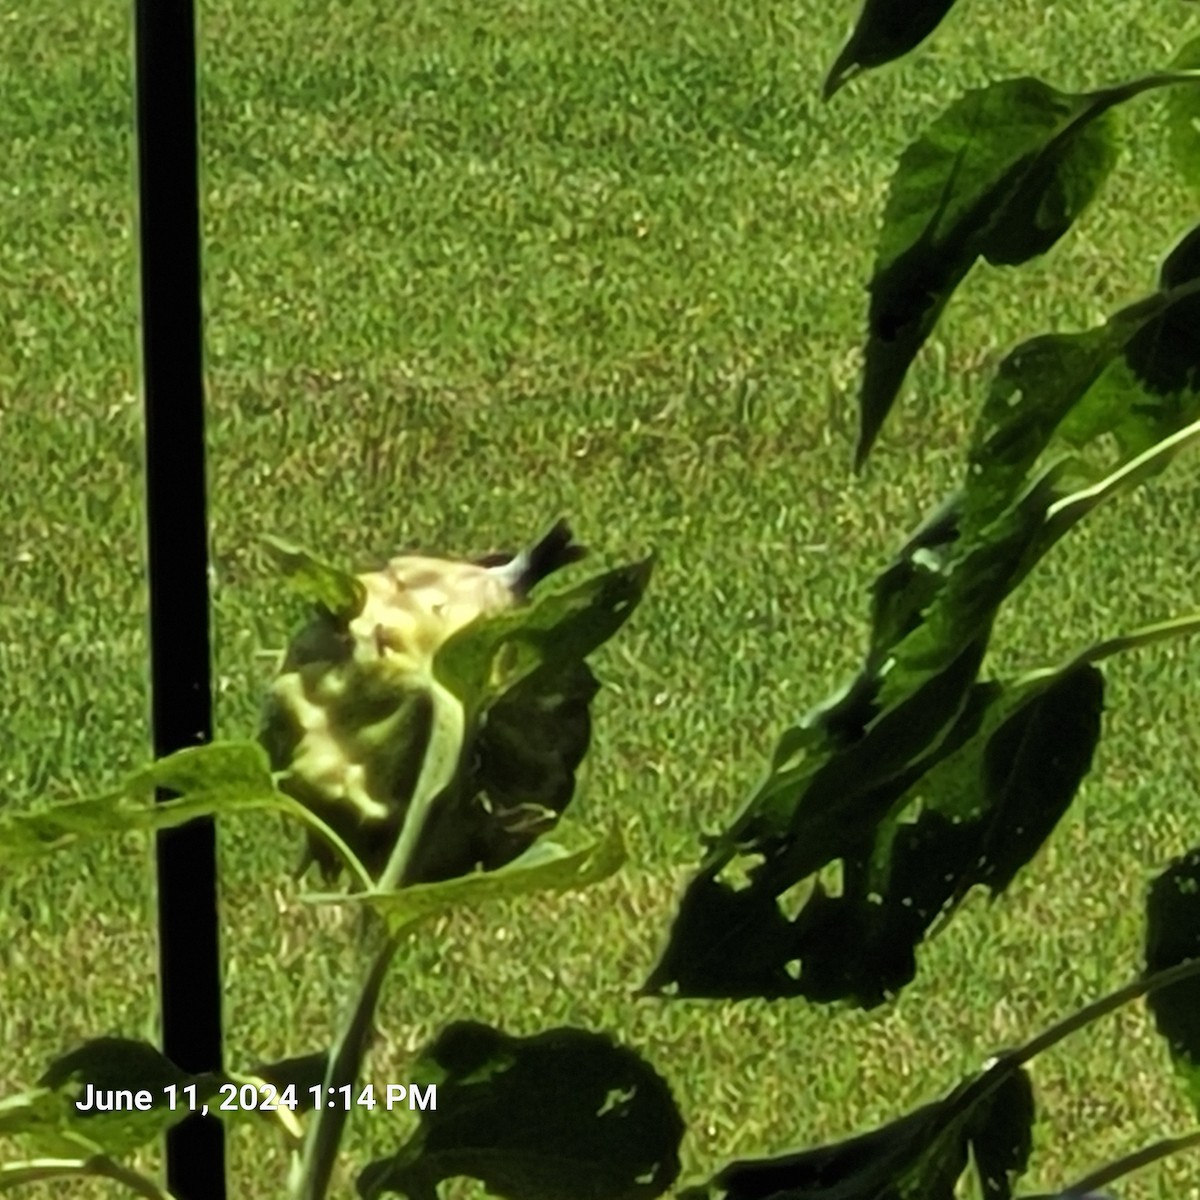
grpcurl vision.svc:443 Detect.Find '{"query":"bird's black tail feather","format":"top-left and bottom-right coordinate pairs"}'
top-left (473, 518), bottom-right (588, 596)
top-left (521, 518), bottom-right (587, 591)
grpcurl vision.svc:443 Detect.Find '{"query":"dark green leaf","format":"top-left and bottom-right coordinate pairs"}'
top-left (867, 490), bottom-right (964, 661)
top-left (1145, 848), bottom-right (1200, 1117)
top-left (965, 327), bottom-right (1129, 529)
top-left (978, 108), bottom-right (1118, 267)
top-left (968, 1068), bottom-right (1036, 1199)
top-left (785, 665), bottom-right (1101, 1005)
top-left (646, 661), bottom-right (1102, 1008)
top-left (876, 472), bottom-right (1060, 702)
top-left (1162, 221), bottom-right (1200, 288)
top-left (964, 235), bottom-right (1200, 531)
top-left (404, 660), bottom-right (601, 884)
top-left (639, 864), bottom-right (808, 1002)
top-left (858, 241), bottom-right (969, 469)
top-left (646, 466), bottom-right (1070, 1004)
top-left (37, 1038), bottom-right (189, 1095)
top-left (924, 664), bottom-right (1104, 898)
top-left (357, 1022), bottom-right (684, 1200)
top-left (642, 669), bottom-right (993, 1006)
top-left (682, 1065), bottom-right (1033, 1200)
top-left (1063, 244), bottom-right (1200, 458)
top-left (858, 79), bottom-right (1120, 466)
top-left (824, 0), bottom-right (958, 99)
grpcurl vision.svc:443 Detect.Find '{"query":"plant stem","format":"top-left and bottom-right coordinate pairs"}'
top-left (0, 1156), bottom-right (177, 1199)
top-left (943, 956), bottom-right (1200, 1127)
top-left (287, 932), bottom-right (399, 1200)
top-left (1059, 1129), bottom-right (1200, 1195)
top-left (1046, 411), bottom-right (1200, 535)
top-left (94, 1158), bottom-right (179, 1200)
top-left (289, 685), bottom-right (466, 1200)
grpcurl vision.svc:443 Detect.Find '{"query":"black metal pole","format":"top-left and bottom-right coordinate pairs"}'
top-left (132, 0), bottom-right (226, 1193)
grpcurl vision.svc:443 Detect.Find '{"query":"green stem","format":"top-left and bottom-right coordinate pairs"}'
top-left (289, 683), bottom-right (467, 1200)
top-left (1058, 1129), bottom-right (1200, 1196)
top-left (1015, 611), bottom-right (1200, 687)
top-left (942, 957), bottom-right (1200, 1128)
top-left (378, 682), bottom-right (467, 891)
top-left (1045, 413), bottom-right (1200, 536)
top-left (287, 933), bottom-right (399, 1200)
top-left (281, 798), bottom-right (375, 892)
top-left (94, 1158), bottom-right (179, 1200)
top-left (0, 1156), bottom-right (177, 1199)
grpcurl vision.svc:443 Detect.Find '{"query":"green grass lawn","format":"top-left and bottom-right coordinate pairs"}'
top-left (2, 0), bottom-right (1199, 1195)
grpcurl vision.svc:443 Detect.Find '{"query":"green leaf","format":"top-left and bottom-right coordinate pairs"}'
top-left (968, 1068), bottom-right (1036, 1199)
top-left (37, 1038), bottom-right (191, 1095)
top-left (1162, 221), bottom-right (1200, 290)
top-left (262, 533), bottom-right (367, 623)
top-left (647, 422), bottom-right (1132, 1006)
top-left (125, 740), bottom-right (276, 798)
top-left (650, 596), bottom-right (1200, 1008)
top-left (978, 107), bottom-right (1119, 268)
top-left (0, 742), bottom-right (309, 868)
top-left (645, 658), bottom-right (1104, 1007)
top-left (928, 666), bottom-right (1104, 899)
top-left (0, 1038), bottom-right (320, 1168)
top-left (858, 77), bottom-right (1121, 466)
top-left (1145, 848), bottom-right (1200, 1117)
top-left (1166, 38), bottom-right (1200, 189)
top-left (0, 1039), bottom-right (218, 1160)
top-left (400, 660), bottom-right (601, 884)
top-left (643, 465), bottom-right (1070, 1005)
top-left (964, 228), bottom-right (1200, 530)
top-left (867, 490), bottom-right (963, 662)
top-left (824, 0), bottom-right (958, 99)
top-left (736, 477), bottom-right (1059, 854)
top-left (641, 671), bottom-right (991, 1005)
top-left (965, 327), bottom-right (1133, 529)
top-left (356, 1022), bottom-right (684, 1200)
top-left (434, 556), bottom-right (655, 713)
top-left (800, 666), bottom-right (1102, 1006)
top-left (307, 825), bottom-right (626, 937)
top-left (681, 1065), bottom-right (1033, 1200)
top-left (1060, 282), bottom-right (1200, 460)
top-left (876, 475), bottom-right (1057, 698)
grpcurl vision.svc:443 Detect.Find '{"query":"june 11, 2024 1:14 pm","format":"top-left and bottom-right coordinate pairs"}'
top-left (73, 1081), bottom-right (437, 1116)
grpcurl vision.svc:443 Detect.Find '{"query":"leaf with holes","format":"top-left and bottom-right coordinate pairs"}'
top-left (357, 1022), bottom-right (684, 1200)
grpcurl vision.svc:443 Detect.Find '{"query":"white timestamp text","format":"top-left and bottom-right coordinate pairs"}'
top-left (74, 1082), bottom-right (436, 1116)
